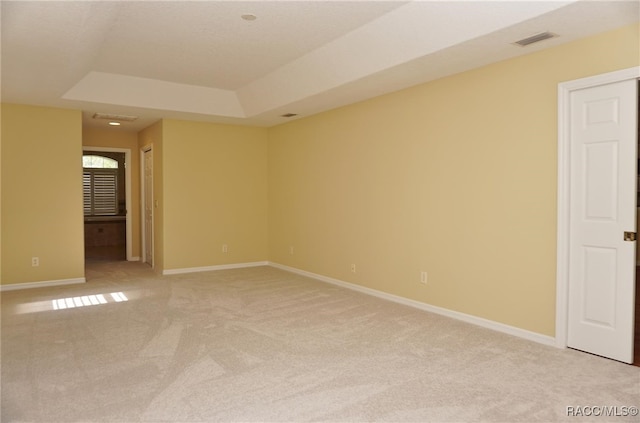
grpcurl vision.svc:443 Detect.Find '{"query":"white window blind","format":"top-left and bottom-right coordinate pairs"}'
top-left (83, 169), bottom-right (118, 215)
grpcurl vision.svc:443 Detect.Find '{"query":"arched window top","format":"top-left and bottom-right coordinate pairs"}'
top-left (83, 155), bottom-right (118, 169)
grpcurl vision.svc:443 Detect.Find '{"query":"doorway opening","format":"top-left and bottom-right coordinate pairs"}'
top-left (83, 148), bottom-right (132, 262)
top-left (141, 146), bottom-right (154, 267)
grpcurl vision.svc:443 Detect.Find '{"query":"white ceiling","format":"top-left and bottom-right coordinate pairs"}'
top-left (2, 1), bottom-right (638, 131)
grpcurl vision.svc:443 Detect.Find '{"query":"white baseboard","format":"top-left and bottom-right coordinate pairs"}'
top-left (128, 256), bottom-right (141, 262)
top-left (0, 277), bottom-right (86, 292)
top-left (163, 261), bottom-right (269, 275)
top-left (269, 262), bottom-right (556, 347)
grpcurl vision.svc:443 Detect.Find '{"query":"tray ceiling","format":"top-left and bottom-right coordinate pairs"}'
top-left (2, 1), bottom-right (638, 130)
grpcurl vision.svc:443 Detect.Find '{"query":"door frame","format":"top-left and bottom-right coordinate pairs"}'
top-left (140, 145), bottom-right (154, 268)
top-left (82, 146), bottom-right (134, 261)
top-left (556, 66), bottom-right (640, 349)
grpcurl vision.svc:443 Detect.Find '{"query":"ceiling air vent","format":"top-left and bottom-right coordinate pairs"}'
top-left (281, 113), bottom-right (298, 118)
top-left (513, 31), bottom-right (557, 47)
top-left (92, 113), bottom-right (138, 122)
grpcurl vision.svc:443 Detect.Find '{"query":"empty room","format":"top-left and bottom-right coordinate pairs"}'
top-left (1, 1), bottom-right (639, 422)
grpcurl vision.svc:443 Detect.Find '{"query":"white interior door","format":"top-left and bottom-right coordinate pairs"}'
top-left (143, 148), bottom-right (154, 267)
top-left (567, 79), bottom-right (637, 363)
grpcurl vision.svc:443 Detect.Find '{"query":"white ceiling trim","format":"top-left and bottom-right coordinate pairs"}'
top-left (63, 72), bottom-right (246, 118)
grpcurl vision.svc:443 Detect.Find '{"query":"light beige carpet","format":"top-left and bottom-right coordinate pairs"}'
top-left (1, 261), bottom-right (639, 422)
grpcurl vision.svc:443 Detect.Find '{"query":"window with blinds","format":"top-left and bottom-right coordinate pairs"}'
top-left (83, 156), bottom-right (119, 216)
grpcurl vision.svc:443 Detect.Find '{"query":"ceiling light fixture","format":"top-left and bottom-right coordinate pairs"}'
top-left (241, 14), bottom-right (257, 21)
top-left (108, 121), bottom-right (121, 126)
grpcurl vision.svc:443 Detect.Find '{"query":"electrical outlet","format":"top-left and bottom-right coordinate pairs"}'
top-left (351, 264), bottom-right (356, 273)
top-left (32, 257), bottom-right (39, 267)
top-left (420, 271), bottom-right (428, 285)
top-left (222, 244), bottom-right (228, 253)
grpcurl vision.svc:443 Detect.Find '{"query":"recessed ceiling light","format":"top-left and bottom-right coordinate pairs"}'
top-left (108, 121), bottom-right (121, 126)
top-left (241, 14), bottom-right (257, 21)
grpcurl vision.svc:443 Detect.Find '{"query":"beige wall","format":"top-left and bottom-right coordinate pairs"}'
top-left (138, 121), bottom-right (164, 273)
top-left (0, 23), bottom-right (637, 337)
top-left (267, 23), bottom-right (640, 336)
top-left (162, 119), bottom-right (269, 271)
top-left (83, 127), bottom-right (142, 258)
top-left (1, 104), bottom-right (84, 285)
